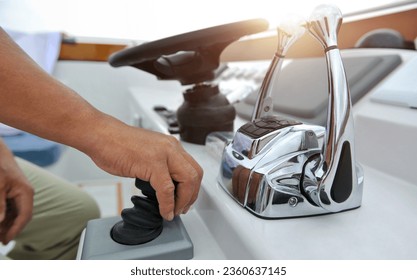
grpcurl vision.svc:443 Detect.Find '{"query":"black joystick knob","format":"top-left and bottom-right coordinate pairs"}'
top-left (111, 179), bottom-right (163, 245)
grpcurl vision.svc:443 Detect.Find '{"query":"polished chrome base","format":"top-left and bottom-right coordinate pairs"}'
top-left (217, 117), bottom-right (364, 219)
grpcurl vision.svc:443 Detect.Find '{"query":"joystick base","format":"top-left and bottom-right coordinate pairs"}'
top-left (80, 216), bottom-right (193, 260)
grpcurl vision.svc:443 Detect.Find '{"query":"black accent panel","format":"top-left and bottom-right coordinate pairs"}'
top-left (320, 190), bottom-right (331, 205)
top-left (239, 115), bottom-right (301, 139)
top-left (330, 142), bottom-right (353, 203)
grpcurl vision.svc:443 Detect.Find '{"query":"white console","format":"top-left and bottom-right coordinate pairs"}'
top-left (127, 48), bottom-right (417, 259)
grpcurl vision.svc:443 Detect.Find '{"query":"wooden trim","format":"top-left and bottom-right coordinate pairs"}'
top-left (59, 42), bottom-right (127, 61)
top-left (58, 7), bottom-right (417, 62)
top-left (221, 7), bottom-right (417, 61)
top-left (339, 8), bottom-right (417, 48)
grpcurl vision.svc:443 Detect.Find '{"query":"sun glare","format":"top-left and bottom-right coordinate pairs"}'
top-left (0, 0), bottom-right (404, 40)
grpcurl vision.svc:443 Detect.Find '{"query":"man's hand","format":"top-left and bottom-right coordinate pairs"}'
top-left (0, 140), bottom-right (34, 245)
top-left (83, 119), bottom-right (203, 221)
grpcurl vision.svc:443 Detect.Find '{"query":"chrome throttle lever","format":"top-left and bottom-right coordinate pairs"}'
top-left (307, 5), bottom-right (363, 212)
top-left (251, 18), bottom-right (305, 121)
top-left (217, 5), bottom-right (363, 219)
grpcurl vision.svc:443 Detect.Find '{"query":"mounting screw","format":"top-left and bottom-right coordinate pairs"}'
top-left (288, 197), bottom-right (298, 207)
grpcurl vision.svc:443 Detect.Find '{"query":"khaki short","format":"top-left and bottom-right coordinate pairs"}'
top-left (1, 157), bottom-right (100, 260)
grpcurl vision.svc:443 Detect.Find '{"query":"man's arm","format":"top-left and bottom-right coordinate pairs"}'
top-left (0, 27), bottom-right (202, 221)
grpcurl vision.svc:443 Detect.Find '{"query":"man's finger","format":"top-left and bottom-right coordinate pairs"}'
top-left (177, 150), bottom-right (203, 210)
top-left (2, 192), bottom-right (33, 244)
top-left (166, 155), bottom-right (200, 216)
top-left (149, 170), bottom-right (176, 221)
top-left (2, 217), bottom-right (25, 245)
